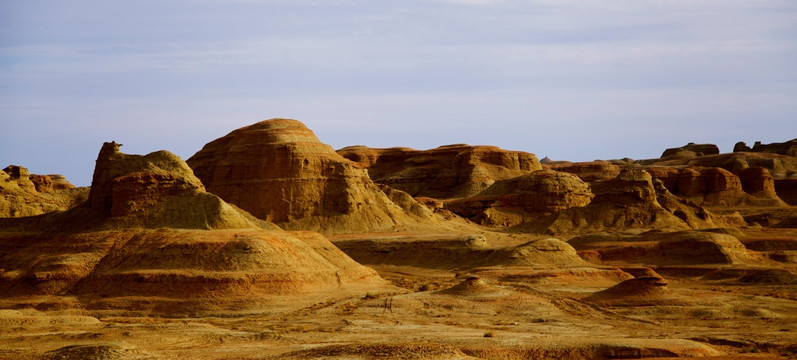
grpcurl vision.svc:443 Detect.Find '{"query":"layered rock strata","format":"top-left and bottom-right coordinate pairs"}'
top-left (84, 141), bottom-right (271, 230)
top-left (444, 170), bottom-right (593, 227)
top-left (338, 144), bottom-right (543, 199)
top-left (1, 165), bottom-right (86, 218)
top-left (187, 119), bottom-right (433, 233)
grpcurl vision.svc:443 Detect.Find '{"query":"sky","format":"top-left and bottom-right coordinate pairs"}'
top-left (1, 0), bottom-right (795, 186)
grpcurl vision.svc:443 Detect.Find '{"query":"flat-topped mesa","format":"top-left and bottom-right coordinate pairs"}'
top-left (187, 119), bottom-right (431, 233)
top-left (338, 144), bottom-right (543, 199)
top-left (735, 138), bottom-right (797, 156)
top-left (87, 141), bottom-right (267, 230)
top-left (661, 142), bottom-right (720, 159)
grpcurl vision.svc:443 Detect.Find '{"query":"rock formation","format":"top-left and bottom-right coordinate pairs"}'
top-left (569, 230), bottom-right (761, 266)
top-left (585, 276), bottom-right (685, 306)
top-left (332, 235), bottom-right (589, 269)
top-left (85, 141), bottom-right (272, 230)
top-left (514, 169), bottom-right (731, 234)
top-left (444, 170), bottom-right (593, 227)
top-left (661, 143), bottom-right (720, 159)
top-left (548, 161), bottom-right (621, 182)
top-left (338, 144), bottom-right (543, 199)
top-left (0, 141), bottom-right (390, 312)
top-left (0, 165), bottom-right (86, 218)
top-left (0, 228), bottom-right (389, 308)
top-left (187, 119), bottom-right (434, 234)
top-left (645, 166), bottom-right (786, 207)
top-left (685, 152), bottom-right (797, 178)
top-left (735, 138), bottom-right (797, 156)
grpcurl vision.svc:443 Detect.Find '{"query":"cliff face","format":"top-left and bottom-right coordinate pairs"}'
top-left (187, 119), bottom-right (433, 234)
top-left (338, 144), bottom-right (543, 199)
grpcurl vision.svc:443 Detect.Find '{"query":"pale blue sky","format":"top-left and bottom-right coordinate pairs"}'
top-left (1, 0), bottom-right (795, 186)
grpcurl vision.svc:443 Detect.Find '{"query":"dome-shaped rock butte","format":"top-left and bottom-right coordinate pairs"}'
top-left (187, 119), bottom-right (433, 233)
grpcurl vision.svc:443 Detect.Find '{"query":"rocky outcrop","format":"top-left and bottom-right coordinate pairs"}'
top-left (0, 140), bottom-right (390, 311)
top-left (2, 165), bottom-right (37, 193)
top-left (338, 144), bottom-right (543, 199)
top-left (444, 170), bottom-right (593, 227)
top-left (585, 276), bottom-right (682, 306)
top-left (661, 143), bottom-right (720, 159)
top-left (29, 174), bottom-right (75, 193)
top-left (736, 168), bottom-right (782, 200)
top-left (87, 141), bottom-right (272, 230)
top-left (513, 169), bottom-right (731, 234)
top-left (187, 119), bottom-right (434, 234)
top-left (1, 166), bottom-right (86, 218)
top-left (569, 230), bottom-right (761, 266)
top-left (548, 161), bottom-right (621, 182)
top-left (685, 153), bottom-right (797, 178)
top-left (735, 139), bottom-right (797, 156)
top-left (645, 166), bottom-right (786, 207)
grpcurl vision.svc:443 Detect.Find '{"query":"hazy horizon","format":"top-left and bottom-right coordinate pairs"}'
top-left (2, 1), bottom-right (795, 186)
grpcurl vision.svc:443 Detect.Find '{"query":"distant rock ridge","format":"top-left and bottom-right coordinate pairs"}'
top-left (187, 119), bottom-right (435, 234)
top-left (338, 144), bottom-right (543, 199)
top-left (644, 166), bottom-right (786, 207)
top-left (1, 165), bottom-right (85, 218)
top-left (661, 143), bottom-right (720, 159)
top-left (549, 161), bottom-right (622, 182)
top-left (734, 138), bottom-right (797, 156)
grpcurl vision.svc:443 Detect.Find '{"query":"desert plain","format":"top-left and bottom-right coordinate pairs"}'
top-left (1, 119), bottom-right (796, 359)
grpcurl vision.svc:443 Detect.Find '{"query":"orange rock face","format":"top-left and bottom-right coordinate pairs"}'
top-left (338, 144), bottom-right (543, 199)
top-left (187, 119), bottom-right (430, 233)
top-left (29, 174), bottom-right (75, 193)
